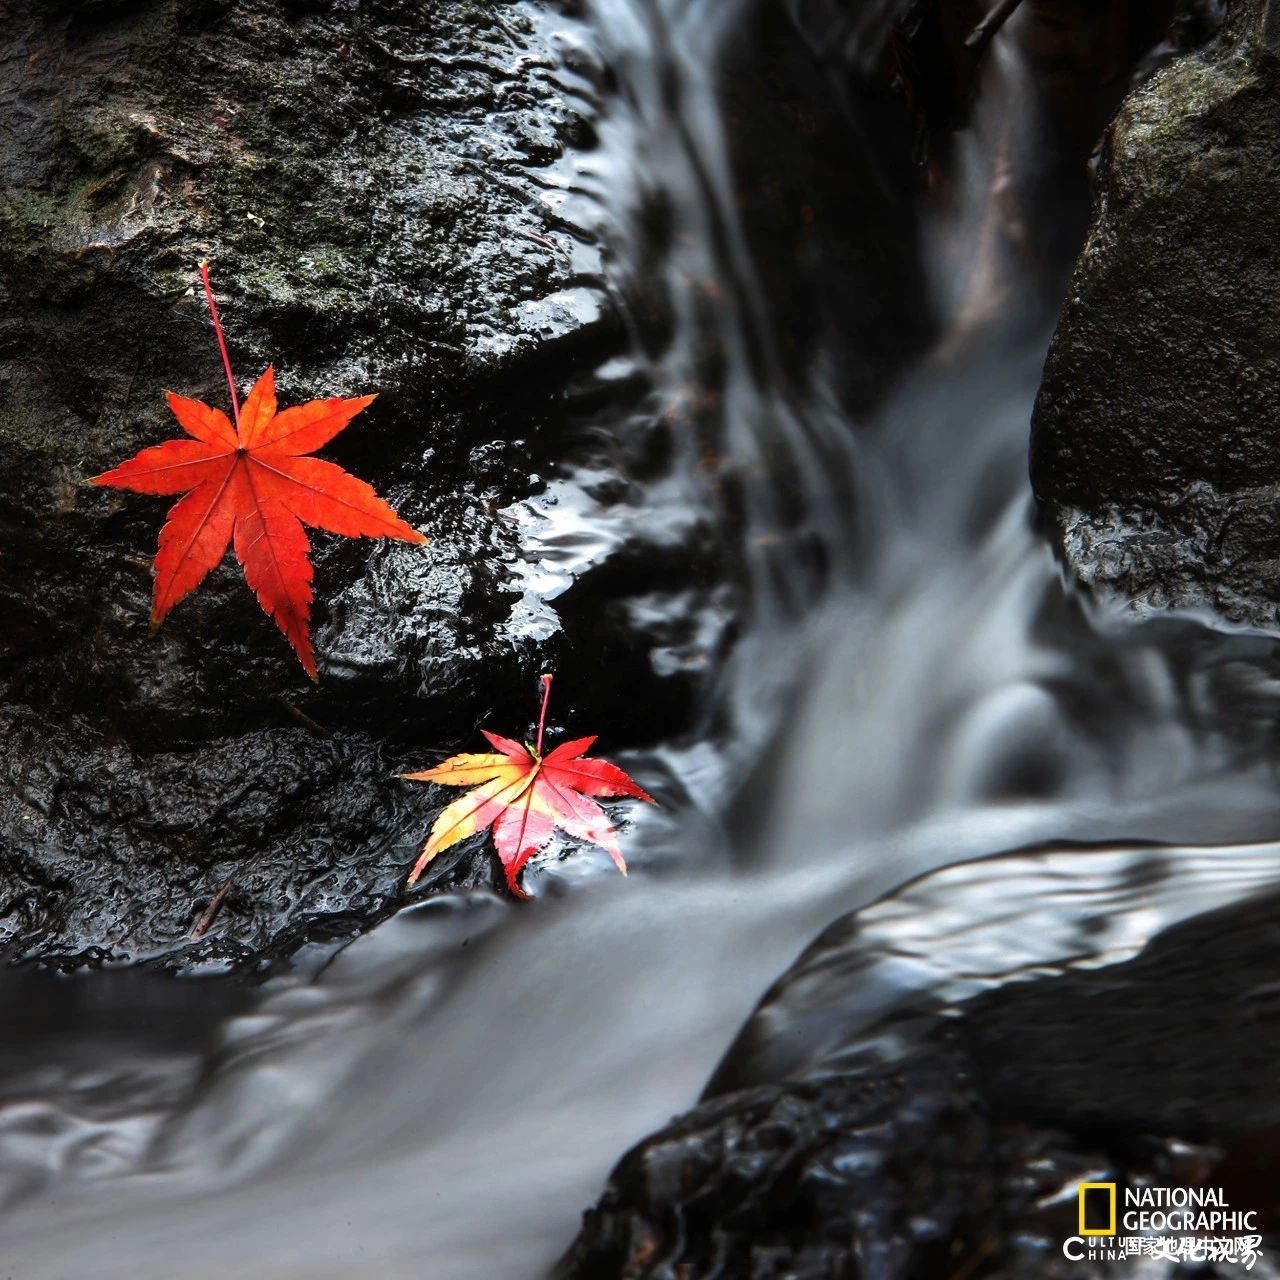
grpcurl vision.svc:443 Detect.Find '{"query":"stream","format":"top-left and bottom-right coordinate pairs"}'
top-left (4, 1), bottom-right (1280, 1276)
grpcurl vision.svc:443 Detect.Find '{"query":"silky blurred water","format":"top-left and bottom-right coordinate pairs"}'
top-left (5, 2), bottom-right (1280, 1277)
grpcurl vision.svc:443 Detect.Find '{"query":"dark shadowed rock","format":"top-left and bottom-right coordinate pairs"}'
top-left (553, 1051), bottom-right (999, 1280)
top-left (0, 0), bottom-right (934, 967)
top-left (557, 846), bottom-right (1280, 1278)
top-left (1031, 0), bottom-right (1280, 630)
top-left (0, 0), bottom-right (629, 967)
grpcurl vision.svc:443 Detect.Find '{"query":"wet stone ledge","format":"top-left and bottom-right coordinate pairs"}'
top-left (1031, 0), bottom-right (1280, 632)
top-left (0, 0), bottom-right (629, 967)
top-left (558, 852), bottom-right (1280, 1279)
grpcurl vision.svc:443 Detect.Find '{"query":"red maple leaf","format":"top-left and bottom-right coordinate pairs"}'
top-left (92, 263), bottom-right (426, 678)
top-left (403, 675), bottom-right (656, 898)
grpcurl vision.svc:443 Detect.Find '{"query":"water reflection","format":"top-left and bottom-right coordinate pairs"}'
top-left (4, 1), bottom-right (1279, 1276)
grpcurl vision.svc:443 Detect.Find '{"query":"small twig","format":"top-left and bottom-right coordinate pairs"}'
top-left (948, 1236), bottom-right (998, 1280)
top-left (274, 695), bottom-right (334, 740)
top-left (965, 0), bottom-right (1027, 55)
top-left (191, 873), bottom-right (237, 939)
top-left (119, 349), bottom-right (145, 417)
top-left (489, 11), bottom-right (524, 48)
top-left (515, 228), bottom-right (569, 261)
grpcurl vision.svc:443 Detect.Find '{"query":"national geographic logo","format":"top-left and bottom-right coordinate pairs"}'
top-left (1078, 1182), bottom-right (1117, 1236)
top-left (1063, 1181), bottom-right (1263, 1269)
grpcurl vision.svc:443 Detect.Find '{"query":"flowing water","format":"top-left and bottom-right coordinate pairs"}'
top-left (5, 2), bottom-right (1280, 1276)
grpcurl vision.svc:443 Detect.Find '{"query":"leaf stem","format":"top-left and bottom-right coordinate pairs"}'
top-left (199, 260), bottom-right (241, 431)
top-left (535, 673), bottom-right (553, 756)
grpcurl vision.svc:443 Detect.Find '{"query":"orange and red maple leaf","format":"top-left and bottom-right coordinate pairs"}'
top-left (92, 265), bottom-right (425, 677)
top-left (403, 675), bottom-right (655, 898)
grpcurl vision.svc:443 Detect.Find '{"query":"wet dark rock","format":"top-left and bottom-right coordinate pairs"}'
top-left (1031, 0), bottom-right (1280, 630)
top-left (553, 1050), bottom-right (999, 1280)
top-left (0, 0), bottom-right (939, 967)
top-left (558, 868), bottom-right (1280, 1278)
top-left (0, 0), bottom-right (633, 967)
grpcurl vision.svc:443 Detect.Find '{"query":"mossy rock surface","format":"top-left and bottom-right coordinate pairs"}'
top-left (0, 0), bottom-right (625, 967)
top-left (1032, 0), bottom-right (1280, 629)
top-left (0, 0), bottom-right (930, 967)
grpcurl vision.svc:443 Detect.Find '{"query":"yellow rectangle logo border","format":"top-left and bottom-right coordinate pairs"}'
top-left (1078, 1182), bottom-right (1117, 1236)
